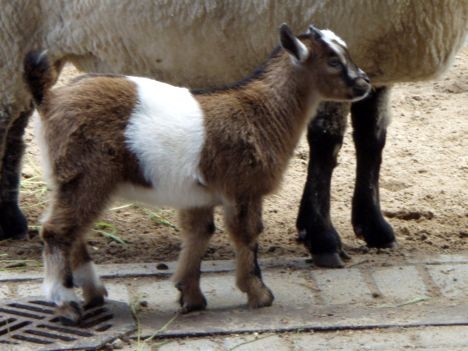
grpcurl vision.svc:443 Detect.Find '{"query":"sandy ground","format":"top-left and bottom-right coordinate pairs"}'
top-left (1, 47), bottom-right (466, 268)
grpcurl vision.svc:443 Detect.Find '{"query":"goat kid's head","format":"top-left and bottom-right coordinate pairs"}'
top-left (280, 23), bottom-right (370, 102)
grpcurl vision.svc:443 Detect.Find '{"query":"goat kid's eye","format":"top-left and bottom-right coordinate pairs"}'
top-left (328, 58), bottom-right (342, 69)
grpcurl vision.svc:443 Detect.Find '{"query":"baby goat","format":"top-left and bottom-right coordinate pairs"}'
top-left (24, 24), bottom-right (370, 324)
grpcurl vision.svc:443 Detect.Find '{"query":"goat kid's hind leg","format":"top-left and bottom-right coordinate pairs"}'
top-left (41, 218), bottom-right (82, 325)
top-left (173, 207), bottom-right (215, 313)
top-left (224, 199), bottom-right (274, 308)
top-left (351, 87), bottom-right (396, 248)
top-left (41, 178), bottom-right (111, 324)
top-left (296, 102), bottom-right (350, 268)
top-left (72, 240), bottom-right (107, 308)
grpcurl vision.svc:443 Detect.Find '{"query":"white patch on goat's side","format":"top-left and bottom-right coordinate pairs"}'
top-left (73, 262), bottom-right (103, 289)
top-left (123, 76), bottom-right (219, 209)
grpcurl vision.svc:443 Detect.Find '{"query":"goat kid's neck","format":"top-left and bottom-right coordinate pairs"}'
top-left (239, 57), bottom-right (320, 150)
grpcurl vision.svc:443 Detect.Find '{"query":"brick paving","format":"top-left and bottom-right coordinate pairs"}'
top-left (0, 254), bottom-right (467, 350)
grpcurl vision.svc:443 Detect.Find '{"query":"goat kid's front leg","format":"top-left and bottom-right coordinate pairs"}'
top-left (173, 207), bottom-right (215, 313)
top-left (351, 87), bottom-right (396, 248)
top-left (224, 199), bottom-right (274, 308)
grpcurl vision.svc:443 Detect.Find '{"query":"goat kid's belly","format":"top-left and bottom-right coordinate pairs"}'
top-left (116, 181), bottom-right (219, 209)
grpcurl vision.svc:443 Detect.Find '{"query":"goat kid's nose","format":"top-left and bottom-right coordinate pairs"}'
top-left (358, 69), bottom-right (370, 83)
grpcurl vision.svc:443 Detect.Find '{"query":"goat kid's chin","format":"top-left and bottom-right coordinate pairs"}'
top-left (347, 78), bottom-right (372, 102)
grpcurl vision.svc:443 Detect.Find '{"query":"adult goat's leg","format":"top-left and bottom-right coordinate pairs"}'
top-left (0, 107), bottom-right (33, 240)
top-left (296, 102), bottom-right (349, 268)
top-left (351, 87), bottom-right (396, 248)
top-left (225, 198), bottom-right (273, 308)
top-left (173, 207), bottom-right (215, 313)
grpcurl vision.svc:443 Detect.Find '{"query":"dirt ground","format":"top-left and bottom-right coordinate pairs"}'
top-left (1, 47), bottom-right (466, 268)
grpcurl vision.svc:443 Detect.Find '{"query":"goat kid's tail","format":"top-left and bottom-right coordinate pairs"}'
top-left (23, 50), bottom-right (57, 107)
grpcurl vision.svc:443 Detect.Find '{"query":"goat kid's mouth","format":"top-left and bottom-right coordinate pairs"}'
top-left (349, 82), bottom-right (371, 102)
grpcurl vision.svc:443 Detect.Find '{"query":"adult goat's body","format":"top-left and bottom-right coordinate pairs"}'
top-left (25, 25), bottom-right (370, 323)
top-left (2, 0), bottom-right (467, 266)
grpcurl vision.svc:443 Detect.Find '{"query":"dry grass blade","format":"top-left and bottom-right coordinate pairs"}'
top-left (144, 209), bottom-right (178, 231)
top-left (93, 221), bottom-right (126, 245)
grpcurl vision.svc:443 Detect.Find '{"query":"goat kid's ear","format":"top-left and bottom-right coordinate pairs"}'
top-left (279, 23), bottom-right (309, 63)
top-left (308, 24), bottom-right (323, 40)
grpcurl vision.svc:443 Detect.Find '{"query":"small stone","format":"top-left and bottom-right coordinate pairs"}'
top-left (111, 338), bottom-right (124, 349)
top-left (156, 263), bottom-right (169, 270)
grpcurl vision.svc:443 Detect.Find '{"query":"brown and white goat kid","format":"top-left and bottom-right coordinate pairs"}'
top-left (24, 24), bottom-right (370, 324)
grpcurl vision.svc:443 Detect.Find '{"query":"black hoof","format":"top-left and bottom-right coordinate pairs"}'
top-left (179, 296), bottom-right (207, 314)
top-left (378, 240), bottom-right (398, 249)
top-left (313, 253), bottom-right (345, 268)
top-left (0, 203), bottom-right (28, 240)
top-left (353, 216), bottom-right (396, 249)
top-left (298, 226), bottom-right (347, 268)
top-left (56, 301), bottom-right (82, 325)
top-left (177, 283), bottom-right (207, 314)
top-left (84, 295), bottom-right (105, 309)
top-left (248, 286), bottom-right (275, 309)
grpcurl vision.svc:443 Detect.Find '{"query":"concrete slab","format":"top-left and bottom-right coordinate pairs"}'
top-left (137, 302), bottom-right (468, 338)
top-left (1, 254), bottom-right (467, 350)
top-left (311, 268), bottom-right (374, 304)
top-left (372, 266), bottom-right (429, 301)
top-left (120, 326), bottom-right (468, 351)
top-left (427, 264), bottom-right (468, 299)
top-left (223, 334), bottom-right (291, 351)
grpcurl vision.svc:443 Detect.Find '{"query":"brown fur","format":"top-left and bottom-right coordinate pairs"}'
top-left (173, 207), bottom-right (215, 313)
top-left (174, 33), bottom-right (369, 310)
top-left (197, 36), bottom-right (362, 198)
top-left (24, 26), bottom-right (370, 323)
top-left (39, 76), bottom-right (144, 315)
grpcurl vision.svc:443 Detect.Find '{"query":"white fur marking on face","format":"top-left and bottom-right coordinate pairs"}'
top-left (321, 29), bottom-right (347, 48)
top-left (320, 29), bottom-right (348, 65)
top-left (124, 76), bottom-right (218, 209)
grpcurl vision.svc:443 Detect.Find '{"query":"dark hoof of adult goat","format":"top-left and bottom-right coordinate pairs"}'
top-left (312, 250), bottom-right (350, 268)
top-left (0, 204), bottom-right (28, 240)
top-left (354, 216), bottom-right (396, 249)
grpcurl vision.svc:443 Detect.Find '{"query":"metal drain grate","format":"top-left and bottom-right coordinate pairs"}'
top-left (0, 297), bottom-right (135, 351)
